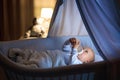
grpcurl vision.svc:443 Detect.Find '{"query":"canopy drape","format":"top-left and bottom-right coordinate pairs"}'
top-left (0, 0), bottom-right (34, 41)
top-left (76, 0), bottom-right (120, 60)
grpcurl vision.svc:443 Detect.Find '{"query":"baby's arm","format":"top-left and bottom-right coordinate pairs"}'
top-left (69, 38), bottom-right (82, 65)
top-left (69, 48), bottom-right (82, 65)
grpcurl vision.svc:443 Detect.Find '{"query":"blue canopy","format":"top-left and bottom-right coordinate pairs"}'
top-left (76, 0), bottom-right (120, 60)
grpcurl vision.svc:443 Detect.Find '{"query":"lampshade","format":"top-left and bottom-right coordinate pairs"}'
top-left (41, 8), bottom-right (53, 19)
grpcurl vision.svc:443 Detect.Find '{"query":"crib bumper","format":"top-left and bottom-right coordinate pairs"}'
top-left (0, 36), bottom-right (119, 80)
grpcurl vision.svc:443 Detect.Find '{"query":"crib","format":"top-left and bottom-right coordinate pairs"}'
top-left (0, 36), bottom-right (114, 80)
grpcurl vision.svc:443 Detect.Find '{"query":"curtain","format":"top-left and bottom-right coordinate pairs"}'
top-left (48, 0), bottom-right (88, 37)
top-left (0, 0), bottom-right (34, 41)
top-left (76, 0), bottom-right (120, 60)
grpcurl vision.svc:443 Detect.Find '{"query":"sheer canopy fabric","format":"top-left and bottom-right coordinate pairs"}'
top-left (48, 0), bottom-right (88, 37)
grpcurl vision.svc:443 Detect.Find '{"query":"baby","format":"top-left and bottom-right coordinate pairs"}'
top-left (8, 37), bottom-right (95, 68)
top-left (63, 37), bottom-right (95, 64)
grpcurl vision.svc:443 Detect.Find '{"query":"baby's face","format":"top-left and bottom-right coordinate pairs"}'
top-left (77, 48), bottom-right (94, 63)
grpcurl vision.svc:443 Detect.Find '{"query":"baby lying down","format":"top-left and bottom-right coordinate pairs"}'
top-left (8, 38), bottom-right (95, 68)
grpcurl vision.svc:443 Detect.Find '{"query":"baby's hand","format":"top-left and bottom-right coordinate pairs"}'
top-left (69, 38), bottom-right (80, 49)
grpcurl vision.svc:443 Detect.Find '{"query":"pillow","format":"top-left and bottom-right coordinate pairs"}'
top-left (95, 54), bottom-right (104, 62)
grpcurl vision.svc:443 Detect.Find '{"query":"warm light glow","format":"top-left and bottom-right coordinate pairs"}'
top-left (41, 8), bottom-right (53, 19)
top-left (36, 8), bottom-right (53, 38)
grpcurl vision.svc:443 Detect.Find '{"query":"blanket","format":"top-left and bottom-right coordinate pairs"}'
top-left (8, 48), bottom-right (67, 69)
